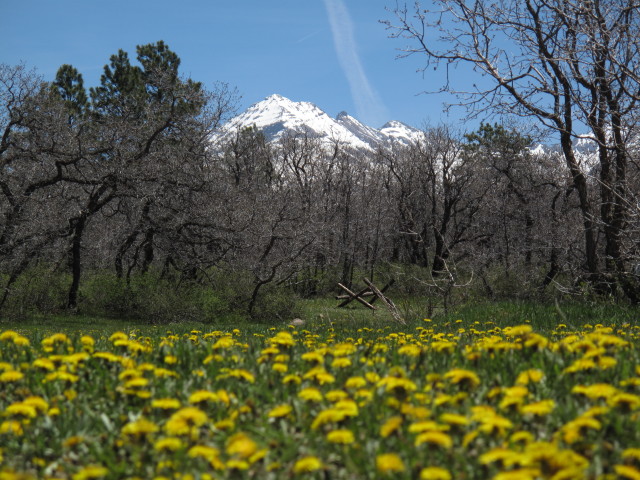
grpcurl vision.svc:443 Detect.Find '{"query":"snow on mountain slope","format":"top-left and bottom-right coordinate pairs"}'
top-left (216, 94), bottom-right (423, 151)
top-left (379, 120), bottom-right (424, 145)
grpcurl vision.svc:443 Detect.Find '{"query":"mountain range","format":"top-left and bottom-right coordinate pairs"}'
top-left (216, 94), bottom-right (604, 169)
top-left (216, 94), bottom-right (424, 151)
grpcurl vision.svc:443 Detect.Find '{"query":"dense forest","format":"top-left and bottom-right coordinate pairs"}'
top-left (2, 35), bottom-right (640, 322)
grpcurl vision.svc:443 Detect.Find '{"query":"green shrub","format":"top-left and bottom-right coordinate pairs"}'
top-left (2, 265), bottom-right (69, 318)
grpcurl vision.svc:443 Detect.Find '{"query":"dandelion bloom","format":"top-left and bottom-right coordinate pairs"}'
top-left (376, 453), bottom-right (405, 473)
top-left (0, 420), bottom-right (23, 435)
top-left (298, 387), bottom-right (323, 403)
top-left (188, 445), bottom-right (225, 469)
top-left (443, 368), bottom-right (480, 389)
top-left (380, 416), bottom-right (403, 438)
top-left (614, 465), bottom-right (640, 480)
top-left (151, 398), bottom-right (181, 410)
top-left (326, 429), bottom-right (355, 444)
top-left (154, 436), bottom-right (183, 452)
top-left (165, 407), bottom-right (208, 436)
top-left (226, 432), bottom-right (258, 459)
top-left (311, 408), bottom-right (347, 430)
top-left (420, 467), bottom-right (452, 480)
top-left (0, 370), bottom-right (24, 382)
top-left (267, 404), bottom-right (293, 418)
top-left (345, 376), bottom-right (367, 389)
top-left (519, 399), bottom-right (556, 416)
top-left (515, 369), bottom-right (544, 385)
top-left (293, 456), bottom-right (323, 473)
top-left (71, 465), bottom-right (109, 480)
top-left (189, 390), bottom-right (219, 404)
top-left (5, 403), bottom-right (37, 418)
top-left (415, 431), bottom-right (453, 449)
top-left (121, 417), bottom-right (159, 437)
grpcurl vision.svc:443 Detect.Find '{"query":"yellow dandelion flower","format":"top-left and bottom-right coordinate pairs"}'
top-left (326, 429), bottom-right (355, 444)
top-left (293, 456), bottom-right (323, 473)
top-left (154, 437), bottom-right (183, 452)
top-left (0, 330), bottom-right (20, 342)
top-left (622, 449), bottom-right (640, 462)
top-left (5, 403), bottom-right (37, 418)
top-left (477, 414), bottom-right (513, 436)
top-left (515, 369), bottom-right (544, 385)
top-left (0, 371), bottom-right (24, 382)
top-left (212, 336), bottom-right (235, 350)
top-left (563, 358), bottom-right (597, 373)
top-left (365, 371), bottom-right (381, 383)
top-left (188, 390), bottom-right (219, 404)
top-left (163, 355), bottom-right (178, 365)
top-left (226, 459), bottom-right (249, 470)
top-left (298, 387), bottom-right (323, 403)
top-left (510, 430), bottom-right (534, 445)
top-left (439, 413), bottom-right (469, 426)
top-left (44, 371), bottom-right (79, 383)
top-left (503, 325), bottom-right (533, 337)
top-left (151, 398), bottom-right (181, 410)
top-left (311, 408), bottom-right (347, 430)
top-left (614, 465), bottom-right (640, 480)
top-left (420, 467), bottom-right (452, 480)
top-left (71, 465), bottom-right (109, 480)
top-left (153, 367), bottom-right (178, 378)
top-left (408, 421), bottom-right (449, 433)
top-left (279, 374), bottom-right (299, 385)
top-left (267, 404), bottom-right (293, 418)
top-left (597, 356), bottom-right (617, 369)
top-left (608, 393), bottom-right (640, 411)
top-left (12, 335), bottom-right (30, 346)
top-left (226, 432), bottom-right (258, 459)
top-left (188, 445), bottom-right (225, 469)
top-left (572, 383), bottom-right (618, 400)
top-left (479, 447), bottom-right (522, 467)
top-left (121, 417), bottom-right (158, 437)
top-left (376, 453), bottom-right (405, 473)
top-left (62, 436), bottom-right (85, 448)
top-left (345, 376), bottom-right (367, 389)
top-left (519, 399), bottom-right (555, 416)
top-left (415, 431), bottom-right (453, 449)
top-left (165, 407), bottom-right (208, 436)
top-left (109, 332), bottom-right (128, 342)
top-left (0, 420), bottom-right (23, 435)
top-left (224, 369), bottom-right (255, 383)
top-left (380, 416), bottom-right (403, 438)
top-left (443, 368), bottom-right (480, 389)
top-left (272, 362), bottom-right (288, 373)
top-left (325, 390), bottom-right (349, 402)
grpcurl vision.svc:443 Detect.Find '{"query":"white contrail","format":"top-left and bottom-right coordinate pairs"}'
top-left (323, 0), bottom-right (388, 126)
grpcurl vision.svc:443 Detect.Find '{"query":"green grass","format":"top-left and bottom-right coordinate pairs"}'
top-left (1, 309), bottom-right (639, 479)
top-left (2, 297), bottom-right (638, 337)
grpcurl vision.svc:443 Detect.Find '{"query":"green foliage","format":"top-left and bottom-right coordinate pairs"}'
top-left (51, 64), bottom-right (88, 118)
top-left (1, 265), bottom-right (69, 319)
top-left (74, 268), bottom-right (298, 325)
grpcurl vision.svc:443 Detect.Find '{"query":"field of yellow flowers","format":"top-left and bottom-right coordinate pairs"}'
top-left (1, 319), bottom-right (640, 479)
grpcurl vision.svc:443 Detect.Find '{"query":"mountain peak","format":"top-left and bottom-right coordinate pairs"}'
top-left (217, 94), bottom-right (421, 150)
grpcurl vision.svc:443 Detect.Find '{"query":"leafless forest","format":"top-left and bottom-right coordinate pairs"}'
top-left (2, 1), bottom-right (640, 321)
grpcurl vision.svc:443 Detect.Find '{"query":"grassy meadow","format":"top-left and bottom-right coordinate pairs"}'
top-left (1, 301), bottom-right (640, 479)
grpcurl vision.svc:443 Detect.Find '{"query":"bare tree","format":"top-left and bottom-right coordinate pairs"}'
top-left (384, 0), bottom-right (640, 300)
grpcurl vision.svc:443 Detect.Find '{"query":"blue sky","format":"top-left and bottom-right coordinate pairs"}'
top-left (0, 1), bottom-right (472, 129)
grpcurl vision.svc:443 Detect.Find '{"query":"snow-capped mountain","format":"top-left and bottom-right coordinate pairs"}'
top-left (216, 94), bottom-right (423, 151)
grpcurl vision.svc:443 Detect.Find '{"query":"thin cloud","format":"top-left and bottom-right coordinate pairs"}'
top-left (295, 29), bottom-right (323, 44)
top-left (323, 0), bottom-right (388, 126)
